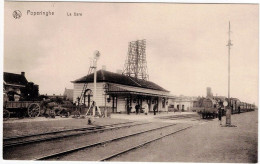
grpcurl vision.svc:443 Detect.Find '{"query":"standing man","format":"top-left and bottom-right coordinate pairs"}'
top-left (127, 103), bottom-right (132, 115)
top-left (218, 105), bottom-right (222, 125)
top-left (135, 103), bottom-right (139, 115)
top-left (153, 103), bottom-right (158, 115)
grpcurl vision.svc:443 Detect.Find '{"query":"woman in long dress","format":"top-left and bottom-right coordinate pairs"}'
top-left (144, 103), bottom-right (149, 115)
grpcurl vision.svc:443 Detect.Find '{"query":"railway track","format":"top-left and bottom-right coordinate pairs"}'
top-left (3, 121), bottom-right (148, 147)
top-left (161, 115), bottom-right (214, 122)
top-left (100, 126), bottom-right (192, 161)
top-left (38, 123), bottom-right (192, 161)
top-left (4, 121), bottom-right (134, 140)
top-left (157, 114), bottom-right (200, 120)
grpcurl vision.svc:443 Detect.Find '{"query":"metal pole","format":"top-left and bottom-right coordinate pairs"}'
top-left (226, 21), bottom-right (232, 126)
top-left (228, 50), bottom-right (230, 100)
top-left (93, 58), bottom-right (97, 116)
top-left (136, 41), bottom-right (139, 78)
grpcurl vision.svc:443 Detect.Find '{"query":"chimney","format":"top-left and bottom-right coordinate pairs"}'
top-left (21, 72), bottom-right (25, 76)
top-left (102, 65), bottom-right (106, 71)
top-left (116, 69), bottom-right (122, 74)
top-left (206, 87), bottom-right (212, 98)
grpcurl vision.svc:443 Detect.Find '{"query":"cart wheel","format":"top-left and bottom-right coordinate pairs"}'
top-left (3, 109), bottom-right (10, 121)
top-left (28, 103), bottom-right (41, 118)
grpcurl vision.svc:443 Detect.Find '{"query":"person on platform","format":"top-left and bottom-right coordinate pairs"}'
top-left (218, 105), bottom-right (222, 125)
top-left (144, 102), bottom-right (149, 115)
top-left (127, 104), bottom-right (132, 115)
top-left (135, 104), bottom-right (140, 115)
top-left (153, 103), bottom-right (158, 115)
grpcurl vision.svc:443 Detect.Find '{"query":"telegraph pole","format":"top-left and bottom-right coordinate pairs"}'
top-left (226, 21), bottom-right (233, 126)
top-left (93, 51), bottom-right (100, 116)
top-left (93, 57), bottom-right (97, 116)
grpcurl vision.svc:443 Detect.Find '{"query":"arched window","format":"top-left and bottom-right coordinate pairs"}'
top-left (84, 89), bottom-right (93, 107)
top-left (162, 98), bottom-right (165, 108)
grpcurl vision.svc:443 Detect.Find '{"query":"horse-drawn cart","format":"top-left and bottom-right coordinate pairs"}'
top-left (4, 101), bottom-right (41, 120)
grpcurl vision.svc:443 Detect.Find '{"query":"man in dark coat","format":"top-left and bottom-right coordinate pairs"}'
top-left (218, 106), bottom-right (222, 125)
top-left (153, 103), bottom-right (158, 115)
top-left (135, 104), bottom-right (140, 114)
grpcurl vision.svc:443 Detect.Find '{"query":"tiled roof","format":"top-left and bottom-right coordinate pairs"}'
top-left (4, 72), bottom-right (28, 86)
top-left (72, 70), bottom-right (169, 92)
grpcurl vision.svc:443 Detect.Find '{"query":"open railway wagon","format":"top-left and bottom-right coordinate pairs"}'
top-left (40, 100), bottom-right (74, 118)
top-left (3, 101), bottom-right (41, 120)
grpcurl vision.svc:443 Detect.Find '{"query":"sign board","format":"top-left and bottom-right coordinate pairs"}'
top-left (223, 101), bottom-right (228, 107)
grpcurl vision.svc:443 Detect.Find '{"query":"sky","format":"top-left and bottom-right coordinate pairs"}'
top-left (4, 2), bottom-right (259, 104)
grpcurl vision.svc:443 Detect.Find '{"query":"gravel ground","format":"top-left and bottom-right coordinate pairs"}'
top-left (111, 111), bottom-right (258, 163)
top-left (3, 112), bottom-right (198, 138)
top-left (3, 117), bottom-right (132, 138)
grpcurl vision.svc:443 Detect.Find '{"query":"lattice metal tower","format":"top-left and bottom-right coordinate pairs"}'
top-left (123, 39), bottom-right (149, 80)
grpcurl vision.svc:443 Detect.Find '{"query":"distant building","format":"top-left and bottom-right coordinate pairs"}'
top-left (4, 72), bottom-right (27, 95)
top-left (72, 69), bottom-right (170, 113)
top-left (63, 88), bottom-right (73, 101)
top-left (4, 72), bottom-right (39, 101)
top-left (168, 95), bottom-right (195, 112)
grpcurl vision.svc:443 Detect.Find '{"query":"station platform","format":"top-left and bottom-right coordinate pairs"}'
top-left (3, 111), bottom-right (197, 123)
top-left (111, 111), bottom-right (197, 121)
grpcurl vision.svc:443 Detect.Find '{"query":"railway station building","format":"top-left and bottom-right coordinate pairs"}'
top-left (71, 69), bottom-right (170, 113)
top-left (168, 95), bottom-right (196, 112)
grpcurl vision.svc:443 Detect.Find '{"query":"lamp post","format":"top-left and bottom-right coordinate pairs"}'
top-left (93, 50), bottom-right (100, 116)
